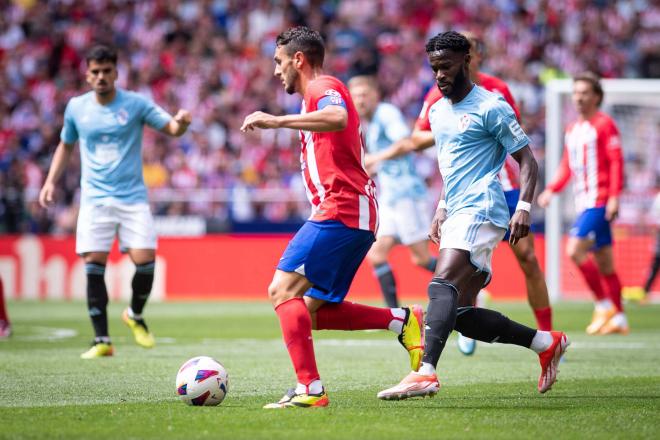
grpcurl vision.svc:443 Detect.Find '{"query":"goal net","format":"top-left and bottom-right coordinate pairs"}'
top-left (545, 79), bottom-right (660, 301)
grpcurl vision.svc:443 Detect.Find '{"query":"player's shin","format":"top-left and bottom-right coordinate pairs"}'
top-left (275, 298), bottom-right (322, 392)
top-left (85, 262), bottom-right (110, 342)
top-left (315, 301), bottom-right (404, 332)
top-left (131, 261), bottom-right (155, 316)
top-left (454, 307), bottom-right (536, 348)
top-left (373, 263), bottom-right (398, 307)
top-left (421, 278), bottom-right (458, 370)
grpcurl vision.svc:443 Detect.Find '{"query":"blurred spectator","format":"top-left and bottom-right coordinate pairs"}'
top-left (0, 0), bottom-right (659, 233)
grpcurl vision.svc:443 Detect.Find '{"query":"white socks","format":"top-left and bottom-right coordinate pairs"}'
top-left (418, 362), bottom-right (436, 376)
top-left (127, 307), bottom-right (142, 320)
top-left (530, 331), bottom-right (554, 354)
top-left (388, 308), bottom-right (407, 334)
top-left (296, 379), bottom-right (323, 395)
top-left (610, 312), bottom-right (628, 327)
top-left (596, 299), bottom-right (614, 312)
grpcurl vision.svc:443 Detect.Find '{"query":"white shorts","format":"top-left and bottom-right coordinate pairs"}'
top-left (378, 198), bottom-right (432, 245)
top-left (76, 202), bottom-right (157, 255)
top-left (439, 213), bottom-right (506, 283)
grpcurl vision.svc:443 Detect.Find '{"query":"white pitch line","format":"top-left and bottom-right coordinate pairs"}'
top-left (13, 326), bottom-right (78, 341)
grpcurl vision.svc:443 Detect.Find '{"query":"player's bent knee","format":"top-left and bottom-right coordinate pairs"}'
top-left (267, 281), bottom-right (299, 307)
top-left (518, 250), bottom-right (542, 276)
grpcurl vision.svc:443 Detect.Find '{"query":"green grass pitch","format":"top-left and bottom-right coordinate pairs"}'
top-left (1, 300), bottom-right (659, 439)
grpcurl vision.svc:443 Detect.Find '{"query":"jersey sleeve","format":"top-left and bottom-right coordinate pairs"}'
top-left (308, 78), bottom-right (348, 112)
top-left (484, 96), bottom-right (530, 155)
top-left (498, 84), bottom-right (521, 121)
top-left (546, 147), bottom-right (572, 193)
top-left (140, 95), bottom-right (172, 130)
top-left (414, 87), bottom-right (440, 132)
top-left (603, 119), bottom-right (624, 196)
top-left (60, 100), bottom-right (78, 144)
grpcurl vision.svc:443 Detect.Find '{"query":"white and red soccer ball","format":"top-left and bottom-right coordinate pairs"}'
top-left (176, 356), bottom-right (229, 406)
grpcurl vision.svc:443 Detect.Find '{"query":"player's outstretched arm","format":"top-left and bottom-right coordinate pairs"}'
top-left (509, 145), bottom-right (538, 245)
top-left (538, 148), bottom-right (571, 208)
top-left (366, 129), bottom-right (435, 169)
top-left (39, 141), bottom-right (74, 208)
top-left (161, 109), bottom-right (192, 137)
top-left (241, 106), bottom-right (347, 133)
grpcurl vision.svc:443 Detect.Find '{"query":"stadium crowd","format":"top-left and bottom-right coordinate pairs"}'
top-left (1, 0), bottom-right (659, 233)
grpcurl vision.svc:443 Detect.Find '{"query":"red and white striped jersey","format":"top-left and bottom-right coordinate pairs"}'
top-left (415, 72), bottom-right (521, 191)
top-left (299, 75), bottom-right (378, 232)
top-left (547, 111), bottom-right (624, 212)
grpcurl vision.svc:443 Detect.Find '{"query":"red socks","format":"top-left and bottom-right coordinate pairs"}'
top-left (0, 278), bottom-right (8, 322)
top-left (275, 298), bottom-right (319, 385)
top-left (603, 273), bottom-right (623, 312)
top-left (577, 260), bottom-right (607, 301)
top-left (315, 301), bottom-right (397, 331)
top-left (533, 307), bottom-right (553, 331)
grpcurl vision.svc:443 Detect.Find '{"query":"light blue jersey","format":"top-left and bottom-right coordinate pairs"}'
top-left (61, 88), bottom-right (172, 204)
top-left (428, 85), bottom-right (529, 229)
top-left (366, 103), bottom-right (427, 205)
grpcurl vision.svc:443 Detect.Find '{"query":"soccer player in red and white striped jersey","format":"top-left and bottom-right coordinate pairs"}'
top-left (539, 72), bottom-right (628, 335)
top-left (241, 26), bottom-right (425, 409)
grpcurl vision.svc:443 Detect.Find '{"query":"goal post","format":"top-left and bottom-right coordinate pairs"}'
top-left (544, 79), bottom-right (660, 302)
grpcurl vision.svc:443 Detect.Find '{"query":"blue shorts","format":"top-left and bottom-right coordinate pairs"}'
top-left (570, 207), bottom-right (612, 249)
top-left (277, 220), bottom-right (375, 303)
top-left (502, 189), bottom-right (520, 242)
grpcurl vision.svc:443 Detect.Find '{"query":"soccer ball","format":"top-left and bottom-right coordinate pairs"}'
top-left (175, 356), bottom-right (229, 406)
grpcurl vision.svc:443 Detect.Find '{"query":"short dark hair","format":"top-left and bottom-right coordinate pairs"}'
top-left (85, 44), bottom-right (118, 65)
top-left (574, 71), bottom-right (604, 105)
top-left (425, 31), bottom-right (471, 55)
top-left (275, 26), bottom-right (325, 68)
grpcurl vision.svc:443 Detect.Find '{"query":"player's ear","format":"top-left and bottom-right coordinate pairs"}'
top-left (293, 51), bottom-right (305, 69)
top-left (464, 53), bottom-right (471, 68)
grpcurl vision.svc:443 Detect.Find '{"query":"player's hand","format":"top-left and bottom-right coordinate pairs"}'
top-left (428, 208), bottom-right (447, 244)
top-left (38, 182), bottom-right (56, 208)
top-left (508, 210), bottom-right (530, 246)
top-left (174, 109), bottom-right (192, 126)
top-left (537, 190), bottom-right (553, 208)
top-left (240, 111), bottom-right (281, 132)
top-left (605, 197), bottom-right (619, 221)
top-left (364, 154), bottom-right (379, 176)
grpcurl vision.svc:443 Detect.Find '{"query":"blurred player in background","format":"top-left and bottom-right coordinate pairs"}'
top-left (0, 277), bottom-right (10, 338)
top-left (367, 33), bottom-right (553, 356)
top-left (39, 45), bottom-right (192, 358)
top-left (623, 192), bottom-right (660, 304)
top-left (241, 26), bottom-right (424, 409)
top-left (378, 32), bottom-right (568, 400)
top-left (348, 75), bottom-right (437, 308)
top-left (538, 72), bottom-right (628, 335)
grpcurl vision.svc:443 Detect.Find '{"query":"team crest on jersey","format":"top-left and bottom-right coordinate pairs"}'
top-left (458, 113), bottom-right (471, 132)
top-left (115, 108), bottom-right (129, 126)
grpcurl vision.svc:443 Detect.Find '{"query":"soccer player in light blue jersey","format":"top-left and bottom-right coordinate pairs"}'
top-left (39, 45), bottom-right (192, 359)
top-left (348, 76), bottom-right (437, 308)
top-left (378, 32), bottom-right (569, 400)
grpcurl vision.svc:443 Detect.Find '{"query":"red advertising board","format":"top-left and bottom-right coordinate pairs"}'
top-left (0, 234), bottom-right (656, 302)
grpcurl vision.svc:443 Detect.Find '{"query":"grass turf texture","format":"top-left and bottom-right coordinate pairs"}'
top-left (1, 301), bottom-right (659, 439)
